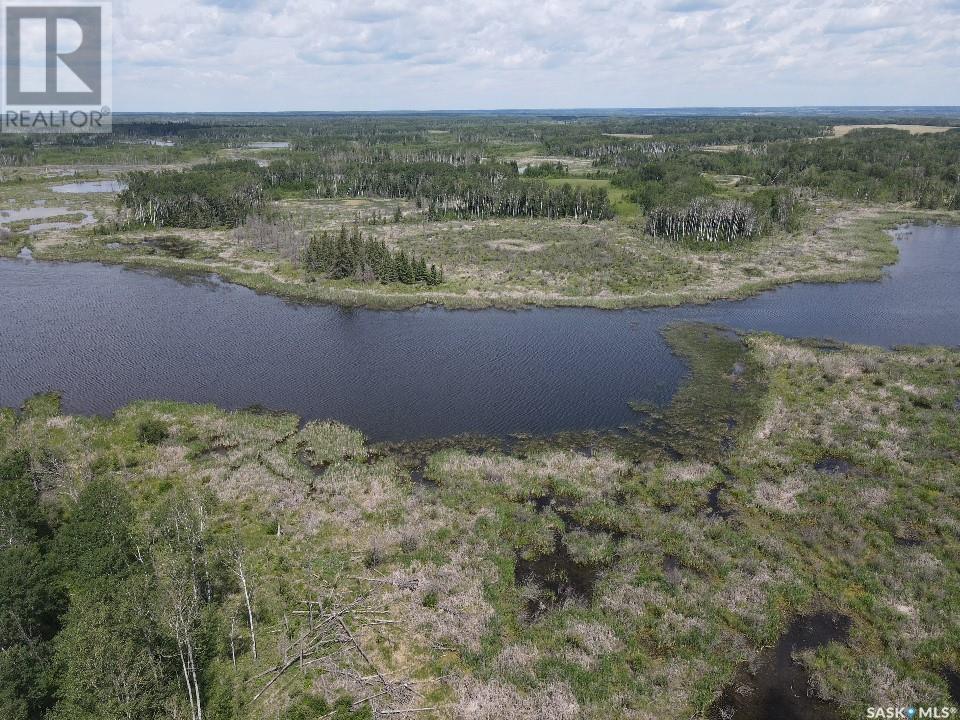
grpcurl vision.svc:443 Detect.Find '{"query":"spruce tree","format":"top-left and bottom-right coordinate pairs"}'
top-left (395, 250), bottom-right (413, 284)
top-left (414, 257), bottom-right (428, 283)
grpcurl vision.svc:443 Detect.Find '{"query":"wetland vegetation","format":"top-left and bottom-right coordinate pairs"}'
top-left (2, 111), bottom-right (959, 719)
top-left (2, 325), bottom-right (958, 719)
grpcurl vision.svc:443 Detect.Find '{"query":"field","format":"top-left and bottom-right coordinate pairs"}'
top-left (830, 125), bottom-right (958, 137)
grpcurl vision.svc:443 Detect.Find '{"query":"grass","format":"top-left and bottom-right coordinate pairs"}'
top-left (3, 328), bottom-right (958, 717)
top-left (542, 177), bottom-right (639, 218)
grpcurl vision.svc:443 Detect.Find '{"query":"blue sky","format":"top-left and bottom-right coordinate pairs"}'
top-left (110, 0), bottom-right (960, 111)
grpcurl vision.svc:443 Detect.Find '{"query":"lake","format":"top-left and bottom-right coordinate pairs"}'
top-left (1, 224), bottom-right (957, 441)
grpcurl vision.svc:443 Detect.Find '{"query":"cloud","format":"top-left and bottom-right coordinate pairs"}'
top-left (110, 0), bottom-right (960, 110)
top-left (662, 0), bottom-right (725, 12)
top-left (199, 0), bottom-right (260, 9)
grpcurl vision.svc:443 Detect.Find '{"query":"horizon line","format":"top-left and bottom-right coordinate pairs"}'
top-left (109, 104), bottom-right (960, 116)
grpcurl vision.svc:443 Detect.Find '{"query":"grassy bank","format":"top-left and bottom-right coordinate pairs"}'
top-left (2, 328), bottom-right (958, 718)
top-left (18, 194), bottom-right (957, 309)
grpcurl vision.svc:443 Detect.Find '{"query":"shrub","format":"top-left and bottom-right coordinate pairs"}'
top-left (136, 419), bottom-right (168, 445)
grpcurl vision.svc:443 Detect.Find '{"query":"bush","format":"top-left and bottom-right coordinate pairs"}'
top-left (136, 419), bottom-right (168, 445)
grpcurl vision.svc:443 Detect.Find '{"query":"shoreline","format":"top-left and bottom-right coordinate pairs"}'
top-left (6, 208), bottom-right (956, 311)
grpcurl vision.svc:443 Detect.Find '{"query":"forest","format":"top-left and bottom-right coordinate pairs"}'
top-left (1, 441), bottom-right (375, 720)
top-left (117, 159), bottom-right (612, 227)
top-left (120, 162), bottom-right (265, 228)
top-left (92, 113), bottom-right (960, 245)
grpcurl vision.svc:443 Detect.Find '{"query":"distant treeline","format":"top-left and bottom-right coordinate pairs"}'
top-left (119, 160), bottom-right (612, 227)
top-left (303, 225), bottom-right (443, 285)
top-left (264, 159), bottom-right (612, 220)
top-left (759, 130), bottom-right (960, 209)
top-left (84, 115), bottom-right (960, 227)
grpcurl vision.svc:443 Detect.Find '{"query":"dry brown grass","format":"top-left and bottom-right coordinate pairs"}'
top-left (830, 124), bottom-right (957, 137)
top-left (501, 155), bottom-right (596, 174)
top-left (455, 679), bottom-right (580, 720)
top-left (698, 144), bottom-right (743, 153)
top-left (601, 133), bottom-right (653, 139)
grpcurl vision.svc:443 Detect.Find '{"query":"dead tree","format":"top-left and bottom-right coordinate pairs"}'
top-left (249, 581), bottom-right (441, 717)
top-left (231, 546), bottom-right (258, 660)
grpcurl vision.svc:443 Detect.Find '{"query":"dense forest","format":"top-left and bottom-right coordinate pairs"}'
top-left (119, 162), bottom-right (265, 227)
top-left (0, 443), bottom-right (373, 720)
top-left (118, 160), bottom-right (612, 227)
top-left (758, 130), bottom-right (960, 208)
top-left (1, 446), bottom-right (197, 720)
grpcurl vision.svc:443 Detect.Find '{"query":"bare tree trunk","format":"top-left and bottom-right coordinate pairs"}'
top-left (186, 635), bottom-right (203, 720)
top-left (178, 642), bottom-right (197, 720)
top-left (236, 552), bottom-right (258, 660)
top-left (230, 616), bottom-right (237, 668)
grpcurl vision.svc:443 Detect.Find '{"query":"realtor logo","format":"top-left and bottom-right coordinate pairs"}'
top-left (2, 1), bottom-right (111, 132)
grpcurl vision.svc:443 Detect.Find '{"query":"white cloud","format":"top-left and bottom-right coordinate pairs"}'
top-left (110, 0), bottom-right (960, 110)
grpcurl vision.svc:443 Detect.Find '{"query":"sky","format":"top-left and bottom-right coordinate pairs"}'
top-left (105, 0), bottom-right (960, 111)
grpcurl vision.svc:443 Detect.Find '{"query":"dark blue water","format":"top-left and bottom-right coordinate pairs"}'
top-left (1, 224), bottom-right (957, 441)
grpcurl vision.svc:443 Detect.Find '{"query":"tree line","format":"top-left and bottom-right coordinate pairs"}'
top-left (303, 226), bottom-right (443, 285)
top-left (119, 161), bottom-right (265, 227)
top-left (264, 159), bottom-right (612, 220)
top-left (757, 130), bottom-right (960, 209)
top-left (118, 159), bottom-right (612, 229)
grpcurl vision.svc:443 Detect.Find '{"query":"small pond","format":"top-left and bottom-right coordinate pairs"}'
top-left (50, 180), bottom-right (127, 194)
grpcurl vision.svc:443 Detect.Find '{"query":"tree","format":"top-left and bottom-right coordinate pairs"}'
top-left (229, 545), bottom-right (257, 661)
top-left (148, 491), bottom-right (217, 720)
top-left (395, 250), bottom-right (413, 284)
top-left (51, 581), bottom-right (168, 720)
top-left (0, 450), bottom-right (63, 720)
top-left (52, 478), bottom-right (136, 595)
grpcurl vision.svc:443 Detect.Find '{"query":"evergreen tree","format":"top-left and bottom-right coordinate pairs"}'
top-left (414, 257), bottom-right (429, 283)
top-left (52, 478), bottom-right (136, 594)
top-left (395, 250), bottom-right (414, 284)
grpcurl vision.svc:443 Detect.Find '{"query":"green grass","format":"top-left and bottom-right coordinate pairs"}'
top-left (543, 176), bottom-right (639, 219)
